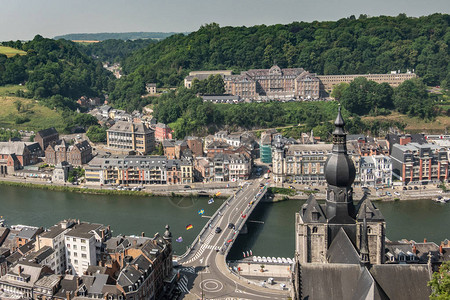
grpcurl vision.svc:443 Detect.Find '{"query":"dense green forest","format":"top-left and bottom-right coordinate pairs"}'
top-left (79, 39), bottom-right (157, 63)
top-left (54, 32), bottom-right (183, 41)
top-left (152, 87), bottom-right (407, 140)
top-left (109, 13), bottom-right (449, 109)
top-left (0, 35), bottom-right (113, 101)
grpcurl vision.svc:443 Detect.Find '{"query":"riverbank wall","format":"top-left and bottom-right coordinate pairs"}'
top-left (0, 178), bottom-right (231, 199)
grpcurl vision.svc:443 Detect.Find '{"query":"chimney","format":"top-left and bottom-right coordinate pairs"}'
top-left (101, 229), bottom-right (105, 240)
top-left (439, 245), bottom-right (443, 255)
top-left (424, 238), bottom-right (427, 243)
top-left (18, 266), bottom-right (22, 276)
top-left (141, 232), bottom-right (145, 237)
top-left (66, 291), bottom-right (71, 300)
top-left (412, 245), bottom-right (417, 255)
top-left (134, 264), bottom-right (139, 270)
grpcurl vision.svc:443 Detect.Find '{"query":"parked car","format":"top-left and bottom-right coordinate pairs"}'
top-left (414, 186), bottom-right (419, 190)
top-left (386, 191), bottom-right (392, 196)
top-left (408, 186), bottom-right (412, 190)
top-left (184, 185), bottom-right (191, 189)
top-left (403, 187), bottom-right (407, 190)
top-left (394, 192), bottom-right (401, 196)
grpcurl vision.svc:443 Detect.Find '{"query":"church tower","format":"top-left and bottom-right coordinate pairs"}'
top-left (295, 106), bottom-right (385, 265)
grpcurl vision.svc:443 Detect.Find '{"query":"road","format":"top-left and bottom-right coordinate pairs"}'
top-left (177, 180), bottom-right (290, 299)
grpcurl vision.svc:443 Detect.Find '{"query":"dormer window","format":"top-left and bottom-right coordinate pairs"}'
top-left (312, 212), bottom-right (319, 221)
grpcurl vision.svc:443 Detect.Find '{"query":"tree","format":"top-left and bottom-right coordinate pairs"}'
top-left (394, 78), bottom-right (434, 119)
top-left (14, 100), bottom-right (22, 112)
top-left (86, 125), bottom-right (107, 143)
top-left (330, 82), bottom-right (349, 101)
top-left (428, 261), bottom-right (450, 299)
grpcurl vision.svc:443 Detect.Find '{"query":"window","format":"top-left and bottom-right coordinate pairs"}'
top-left (74, 259), bottom-right (78, 265)
top-left (82, 254), bottom-right (87, 258)
top-left (81, 246), bottom-right (86, 251)
top-left (73, 238), bottom-right (76, 242)
top-left (73, 245), bottom-right (77, 250)
top-left (312, 226), bottom-right (318, 233)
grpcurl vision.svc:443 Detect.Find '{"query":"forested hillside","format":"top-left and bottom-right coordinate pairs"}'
top-left (54, 32), bottom-right (182, 41)
top-left (117, 13), bottom-right (449, 93)
top-left (80, 39), bottom-right (157, 63)
top-left (0, 35), bottom-right (113, 103)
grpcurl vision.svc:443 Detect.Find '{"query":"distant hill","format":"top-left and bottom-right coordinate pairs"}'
top-left (54, 32), bottom-right (187, 41)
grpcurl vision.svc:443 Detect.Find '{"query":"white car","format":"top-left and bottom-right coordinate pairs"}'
top-left (394, 191), bottom-right (401, 196)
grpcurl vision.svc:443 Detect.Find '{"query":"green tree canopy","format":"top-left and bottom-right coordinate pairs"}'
top-left (428, 261), bottom-right (450, 300)
top-left (393, 78), bottom-right (434, 119)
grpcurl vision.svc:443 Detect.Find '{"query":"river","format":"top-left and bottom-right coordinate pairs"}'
top-left (1, 185), bottom-right (449, 259)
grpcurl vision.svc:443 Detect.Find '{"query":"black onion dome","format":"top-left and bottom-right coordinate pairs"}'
top-left (325, 153), bottom-right (356, 187)
top-left (325, 106), bottom-right (356, 187)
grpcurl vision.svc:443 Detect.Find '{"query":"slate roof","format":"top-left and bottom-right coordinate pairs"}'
top-left (370, 264), bottom-right (431, 300)
top-left (300, 195), bottom-right (326, 223)
top-left (117, 265), bottom-right (142, 287)
top-left (327, 228), bottom-right (361, 264)
top-left (16, 227), bottom-right (40, 240)
top-left (66, 223), bottom-right (104, 239)
top-left (0, 142), bottom-right (28, 155)
top-left (89, 273), bottom-right (109, 295)
top-left (355, 197), bottom-right (385, 222)
top-left (37, 127), bottom-right (58, 138)
top-left (26, 246), bottom-right (55, 264)
top-left (300, 263), bottom-right (362, 300)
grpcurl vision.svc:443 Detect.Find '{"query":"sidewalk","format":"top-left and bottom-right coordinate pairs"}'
top-left (215, 254), bottom-right (291, 295)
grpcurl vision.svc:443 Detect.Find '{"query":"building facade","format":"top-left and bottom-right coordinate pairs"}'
top-left (107, 121), bottom-right (155, 154)
top-left (359, 155), bottom-right (392, 187)
top-left (35, 128), bottom-right (59, 153)
top-left (391, 142), bottom-right (448, 185)
top-left (85, 156), bottom-right (193, 185)
top-left (45, 140), bottom-right (93, 166)
top-left (317, 71), bottom-right (417, 92)
top-left (186, 67), bottom-right (416, 100)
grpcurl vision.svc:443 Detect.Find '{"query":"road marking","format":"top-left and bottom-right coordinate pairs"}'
top-left (178, 275), bottom-right (190, 294)
top-left (181, 266), bottom-right (195, 274)
top-left (200, 279), bottom-right (223, 293)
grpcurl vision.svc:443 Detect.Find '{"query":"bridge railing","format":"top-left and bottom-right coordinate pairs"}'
top-left (177, 186), bottom-right (244, 261)
top-left (220, 186), bottom-right (267, 255)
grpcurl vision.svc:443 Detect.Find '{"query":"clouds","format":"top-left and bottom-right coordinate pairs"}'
top-left (0, 0), bottom-right (448, 41)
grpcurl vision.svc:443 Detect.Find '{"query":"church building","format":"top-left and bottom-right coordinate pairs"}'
top-left (293, 107), bottom-right (432, 300)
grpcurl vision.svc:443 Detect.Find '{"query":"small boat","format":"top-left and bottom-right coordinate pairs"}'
top-left (433, 196), bottom-right (449, 203)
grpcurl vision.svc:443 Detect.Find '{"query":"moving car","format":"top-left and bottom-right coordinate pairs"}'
top-left (215, 227), bottom-right (222, 233)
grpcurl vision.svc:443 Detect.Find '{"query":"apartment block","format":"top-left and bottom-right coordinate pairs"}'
top-left (391, 142), bottom-right (449, 185)
top-left (107, 121), bottom-right (155, 154)
top-left (64, 222), bottom-right (111, 276)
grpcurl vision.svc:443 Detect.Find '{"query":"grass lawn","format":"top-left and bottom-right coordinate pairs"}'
top-left (0, 84), bottom-right (27, 96)
top-left (0, 95), bottom-right (66, 132)
top-left (0, 46), bottom-right (26, 57)
top-left (362, 112), bottom-right (450, 133)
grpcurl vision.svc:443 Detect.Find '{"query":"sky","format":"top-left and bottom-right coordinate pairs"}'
top-left (0, 0), bottom-right (449, 41)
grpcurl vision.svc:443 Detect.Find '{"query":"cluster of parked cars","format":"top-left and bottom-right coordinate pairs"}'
top-left (252, 256), bottom-right (293, 264)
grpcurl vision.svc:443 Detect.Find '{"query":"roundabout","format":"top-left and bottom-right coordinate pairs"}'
top-left (199, 279), bottom-right (224, 293)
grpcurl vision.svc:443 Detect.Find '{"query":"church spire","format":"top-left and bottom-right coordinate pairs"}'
top-left (324, 106), bottom-right (356, 223)
top-left (360, 204), bottom-right (370, 266)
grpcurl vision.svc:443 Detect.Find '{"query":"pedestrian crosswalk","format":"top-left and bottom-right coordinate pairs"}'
top-left (182, 266), bottom-right (196, 274)
top-left (177, 275), bottom-right (189, 294)
top-left (183, 232), bottom-right (217, 264)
